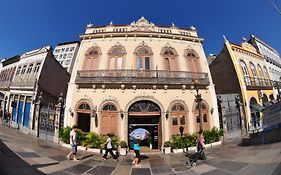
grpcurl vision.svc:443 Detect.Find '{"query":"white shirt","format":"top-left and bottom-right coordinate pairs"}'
top-left (106, 137), bottom-right (112, 149)
top-left (70, 130), bottom-right (77, 145)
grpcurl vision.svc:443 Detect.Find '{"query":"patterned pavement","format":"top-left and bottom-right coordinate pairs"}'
top-left (0, 124), bottom-right (281, 175)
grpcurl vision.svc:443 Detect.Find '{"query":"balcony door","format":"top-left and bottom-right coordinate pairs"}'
top-left (135, 47), bottom-right (152, 78)
top-left (185, 51), bottom-right (201, 73)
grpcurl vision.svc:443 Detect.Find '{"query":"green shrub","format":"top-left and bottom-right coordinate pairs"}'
top-left (183, 133), bottom-right (197, 147)
top-left (82, 132), bottom-right (104, 148)
top-left (171, 135), bottom-right (185, 149)
top-left (59, 126), bottom-right (72, 144)
top-left (164, 141), bottom-right (171, 147)
top-left (120, 141), bottom-right (128, 148)
top-left (203, 127), bottom-right (223, 144)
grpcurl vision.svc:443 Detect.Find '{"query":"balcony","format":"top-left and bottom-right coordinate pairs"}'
top-left (75, 69), bottom-right (210, 89)
top-left (244, 77), bottom-right (273, 89)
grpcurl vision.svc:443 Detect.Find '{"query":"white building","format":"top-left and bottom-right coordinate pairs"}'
top-left (53, 41), bottom-right (80, 74)
top-left (249, 35), bottom-right (281, 99)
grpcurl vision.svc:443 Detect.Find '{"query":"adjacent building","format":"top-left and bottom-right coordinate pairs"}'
top-left (209, 37), bottom-right (274, 133)
top-left (249, 35), bottom-right (281, 99)
top-left (8, 46), bottom-right (70, 136)
top-left (0, 56), bottom-right (20, 117)
top-left (64, 17), bottom-right (219, 149)
top-left (53, 41), bottom-right (80, 74)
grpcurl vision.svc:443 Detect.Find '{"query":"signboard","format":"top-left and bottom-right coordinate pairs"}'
top-left (262, 101), bottom-right (281, 130)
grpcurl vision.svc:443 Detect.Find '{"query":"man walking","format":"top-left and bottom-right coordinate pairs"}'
top-left (102, 134), bottom-right (118, 161)
top-left (67, 125), bottom-right (78, 161)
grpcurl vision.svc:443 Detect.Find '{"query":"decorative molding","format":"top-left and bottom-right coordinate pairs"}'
top-left (168, 98), bottom-right (189, 111)
top-left (130, 16), bottom-right (155, 32)
top-left (160, 43), bottom-right (179, 56)
top-left (102, 95), bottom-right (118, 102)
top-left (134, 41), bottom-right (153, 55)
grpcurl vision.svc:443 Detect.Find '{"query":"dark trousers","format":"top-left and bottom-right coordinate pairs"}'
top-left (103, 148), bottom-right (117, 159)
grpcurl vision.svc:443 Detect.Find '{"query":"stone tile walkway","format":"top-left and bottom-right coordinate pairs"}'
top-left (1, 124), bottom-right (281, 175)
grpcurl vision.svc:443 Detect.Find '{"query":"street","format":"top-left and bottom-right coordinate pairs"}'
top-left (0, 125), bottom-right (281, 175)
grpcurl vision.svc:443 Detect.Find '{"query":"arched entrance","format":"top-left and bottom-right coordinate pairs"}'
top-left (100, 103), bottom-right (119, 137)
top-left (249, 97), bottom-right (262, 130)
top-left (76, 102), bottom-right (91, 132)
top-left (128, 100), bottom-right (161, 149)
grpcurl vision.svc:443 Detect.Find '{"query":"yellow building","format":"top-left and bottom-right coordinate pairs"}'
top-left (210, 37), bottom-right (274, 132)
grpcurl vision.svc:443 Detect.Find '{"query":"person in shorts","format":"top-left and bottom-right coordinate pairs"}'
top-left (67, 125), bottom-right (78, 161)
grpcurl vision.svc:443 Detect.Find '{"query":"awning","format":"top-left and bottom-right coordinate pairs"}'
top-left (250, 103), bottom-right (263, 112)
top-left (263, 101), bottom-right (272, 108)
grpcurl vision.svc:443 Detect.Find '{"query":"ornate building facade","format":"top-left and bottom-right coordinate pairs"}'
top-left (65, 17), bottom-right (219, 149)
top-left (210, 37), bottom-right (274, 132)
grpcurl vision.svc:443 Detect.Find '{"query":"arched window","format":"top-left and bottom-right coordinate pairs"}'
top-left (257, 64), bottom-right (264, 78)
top-left (194, 102), bottom-right (209, 131)
top-left (250, 63), bottom-right (259, 85)
top-left (257, 64), bottom-right (265, 85)
top-left (263, 66), bottom-right (269, 79)
top-left (170, 103), bottom-right (188, 136)
top-left (108, 47), bottom-right (125, 69)
top-left (184, 50), bottom-right (201, 72)
top-left (83, 47), bottom-right (101, 70)
top-left (239, 60), bottom-right (250, 85)
top-left (161, 48), bottom-right (178, 71)
top-left (129, 101), bottom-right (160, 112)
top-left (78, 103), bottom-right (91, 110)
top-left (135, 47), bottom-right (152, 70)
top-left (102, 104), bottom-right (117, 111)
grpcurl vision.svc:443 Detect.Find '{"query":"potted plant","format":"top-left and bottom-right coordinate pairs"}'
top-left (82, 132), bottom-right (104, 153)
top-left (119, 141), bottom-right (128, 156)
top-left (163, 141), bottom-right (171, 154)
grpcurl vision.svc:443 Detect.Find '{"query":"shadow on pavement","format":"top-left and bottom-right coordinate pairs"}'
top-left (0, 140), bottom-right (46, 175)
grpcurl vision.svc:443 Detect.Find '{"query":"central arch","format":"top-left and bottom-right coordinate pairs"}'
top-left (128, 100), bottom-right (162, 150)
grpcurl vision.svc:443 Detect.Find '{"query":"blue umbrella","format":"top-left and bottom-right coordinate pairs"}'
top-left (129, 128), bottom-right (150, 140)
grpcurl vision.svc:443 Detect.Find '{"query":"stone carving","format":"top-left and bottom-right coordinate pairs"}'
top-left (130, 16), bottom-right (155, 32)
top-left (103, 96), bottom-right (118, 102)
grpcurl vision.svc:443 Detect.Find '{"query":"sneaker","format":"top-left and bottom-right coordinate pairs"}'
top-left (102, 158), bottom-right (106, 160)
top-left (74, 158), bottom-right (79, 161)
top-left (114, 158), bottom-right (119, 161)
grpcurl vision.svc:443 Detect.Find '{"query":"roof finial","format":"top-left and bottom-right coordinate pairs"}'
top-left (109, 20), bottom-right (113, 25)
top-left (223, 35), bottom-right (228, 41)
top-left (190, 26), bottom-right (196, 30)
top-left (171, 22), bottom-right (175, 27)
top-left (242, 36), bottom-right (247, 42)
top-left (87, 23), bottom-right (93, 28)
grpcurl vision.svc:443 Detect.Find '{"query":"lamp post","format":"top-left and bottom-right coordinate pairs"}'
top-left (193, 79), bottom-right (203, 130)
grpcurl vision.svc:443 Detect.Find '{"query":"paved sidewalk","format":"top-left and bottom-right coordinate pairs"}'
top-left (1, 124), bottom-right (281, 175)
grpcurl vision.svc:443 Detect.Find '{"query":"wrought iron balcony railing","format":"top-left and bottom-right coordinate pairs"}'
top-left (75, 69), bottom-right (210, 87)
top-left (244, 76), bottom-right (273, 88)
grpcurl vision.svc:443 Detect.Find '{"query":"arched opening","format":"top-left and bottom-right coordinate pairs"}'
top-left (161, 48), bottom-right (178, 71)
top-left (76, 102), bottom-right (91, 132)
top-left (170, 103), bottom-right (188, 137)
top-left (194, 102), bottom-right (209, 132)
top-left (184, 50), bottom-right (201, 72)
top-left (128, 100), bottom-right (161, 150)
top-left (83, 47), bottom-right (101, 70)
top-left (100, 103), bottom-right (119, 137)
top-left (249, 97), bottom-right (262, 130)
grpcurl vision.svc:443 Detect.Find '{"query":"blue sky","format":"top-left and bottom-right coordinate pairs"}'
top-left (0, 0), bottom-right (280, 59)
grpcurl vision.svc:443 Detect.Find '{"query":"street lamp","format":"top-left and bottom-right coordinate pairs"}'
top-left (193, 79), bottom-right (203, 130)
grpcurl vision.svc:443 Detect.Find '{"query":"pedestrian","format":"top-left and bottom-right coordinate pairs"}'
top-left (132, 139), bottom-right (141, 166)
top-left (197, 129), bottom-right (205, 151)
top-left (197, 129), bottom-right (206, 160)
top-left (67, 125), bottom-right (78, 161)
top-left (102, 133), bottom-right (119, 161)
